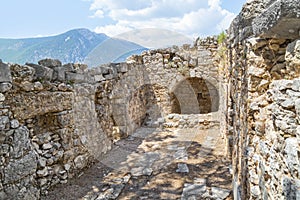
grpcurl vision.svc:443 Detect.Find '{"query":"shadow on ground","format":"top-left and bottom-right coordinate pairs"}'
top-left (43, 126), bottom-right (232, 200)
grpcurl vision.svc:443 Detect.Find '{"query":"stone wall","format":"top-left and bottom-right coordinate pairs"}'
top-left (0, 37), bottom-right (222, 199)
top-left (0, 60), bottom-right (112, 199)
top-left (102, 38), bottom-right (222, 139)
top-left (162, 113), bottom-right (220, 129)
top-left (226, 0), bottom-right (300, 199)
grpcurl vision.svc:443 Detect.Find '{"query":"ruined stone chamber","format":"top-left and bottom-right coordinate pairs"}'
top-left (0, 34), bottom-right (224, 199)
top-left (3, 0), bottom-right (300, 198)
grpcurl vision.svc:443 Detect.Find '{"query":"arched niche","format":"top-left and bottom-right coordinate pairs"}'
top-left (170, 77), bottom-right (219, 114)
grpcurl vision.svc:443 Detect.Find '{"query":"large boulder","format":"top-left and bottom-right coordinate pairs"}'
top-left (252, 0), bottom-right (300, 39)
top-left (38, 58), bottom-right (62, 68)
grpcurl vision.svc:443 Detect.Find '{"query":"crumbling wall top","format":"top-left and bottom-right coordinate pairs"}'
top-left (252, 0), bottom-right (300, 39)
top-left (229, 0), bottom-right (300, 45)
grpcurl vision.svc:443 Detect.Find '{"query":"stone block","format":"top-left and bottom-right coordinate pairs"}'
top-left (0, 62), bottom-right (12, 83)
top-left (271, 80), bottom-right (293, 90)
top-left (26, 63), bottom-right (53, 81)
top-left (281, 98), bottom-right (295, 109)
top-left (248, 66), bottom-right (265, 77)
top-left (38, 58), bottom-right (62, 68)
top-left (62, 63), bottom-right (75, 72)
top-left (74, 155), bottom-right (88, 169)
top-left (37, 168), bottom-right (49, 177)
top-left (0, 116), bottom-right (9, 131)
top-left (73, 63), bottom-right (88, 72)
top-left (84, 74), bottom-right (95, 84)
top-left (0, 93), bottom-right (5, 102)
top-left (11, 92), bottom-right (73, 120)
top-left (11, 126), bottom-right (30, 158)
top-left (3, 152), bottom-right (37, 184)
top-left (101, 66), bottom-right (110, 75)
top-left (0, 82), bottom-right (12, 93)
top-left (53, 67), bottom-right (66, 81)
top-left (88, 66), bottom-right (103, 75)
top-left (112, 114), bottom-right (128, 127)
top-left (181, 183), bottom-right (207, 199)
top-left (211, 187), bottom-right (231, 200)
top-left (94, 74), bottom-right (105, 82)
top-left (286, 40), bottom-right (300, 67)
top-left (109, 65), bottom-right (118, 76)
top-left (250, 186), bottom-right (261, 198)
top-left (116, 63), bottom-right (128, 73)
top-left (65, 72), bottom-right (85, 83)
top-left (292, 79), bottom-right (300, 91)
top-left (285, 138), bottom-right (299, 177)
top-left (176, 163), bottom-right (189, 173)
top-left (104, 74), bottom-right (114, 80)
top-left (252, 0), bottom-right (300, 39)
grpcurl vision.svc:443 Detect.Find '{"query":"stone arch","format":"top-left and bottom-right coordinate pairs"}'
top-left (109, 65), bottom-right (170, 138)
top-left (111, 83), bottom-right (167, 137)
top-left (170, 77), bottom-right (219, 114)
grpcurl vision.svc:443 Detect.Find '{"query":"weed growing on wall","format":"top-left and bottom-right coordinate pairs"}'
top-left (217, 31), bottom-right (228, 73)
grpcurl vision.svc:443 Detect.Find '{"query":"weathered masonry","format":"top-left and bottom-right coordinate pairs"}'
top-left (226, 0), bottom-right (300, 199)
top-left (0, 0), bottom-right (300, 199)
top-left (0, 38), bottom-right (222, 199)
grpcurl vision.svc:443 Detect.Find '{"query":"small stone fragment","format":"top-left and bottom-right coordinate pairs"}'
top-left (211, 187), bottom-right (231, 200)
top-left (37, 168), bottom-right (49, 177)
top-left (42, 143), bottom-right (53, 150)
top-left (0, 93), bottom-right (5, 102)
top-left (142, 168), bottom-right (153, 176)
top-left (10, 119), bottom-right (20, 129)
top-left (176, 163), bottom-right (189, 173)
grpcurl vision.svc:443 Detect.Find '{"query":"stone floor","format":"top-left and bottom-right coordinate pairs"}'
top-left (43, 126), bottom-right (232, 200)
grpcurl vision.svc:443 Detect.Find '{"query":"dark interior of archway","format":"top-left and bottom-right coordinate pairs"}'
top-left (190, 77), bottom-right (212, 114)
top-left (170, 92), bottom-right (181, 113)
top-left (171, 77), bottom-right (219, 114)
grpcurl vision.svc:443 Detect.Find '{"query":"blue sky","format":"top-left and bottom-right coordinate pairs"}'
top-left (0, 0), bottom-right (246, 39)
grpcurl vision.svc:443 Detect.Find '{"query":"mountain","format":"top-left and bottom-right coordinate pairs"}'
top-left (84, 38), bottom-right (146, 67)
top-left (0, 29), bottom-right (108, 64)
top-left (0, 29), bottom-right (146, 66)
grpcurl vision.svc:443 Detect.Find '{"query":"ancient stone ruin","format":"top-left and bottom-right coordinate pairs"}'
top-left (0, 0), bottom-right (300, 199)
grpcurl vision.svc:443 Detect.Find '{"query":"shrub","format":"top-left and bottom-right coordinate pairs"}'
top-left (217, 31), bottom-right (227, 44)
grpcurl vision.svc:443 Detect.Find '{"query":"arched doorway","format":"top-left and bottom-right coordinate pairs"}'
top-left (170, 77), bottom-right (219, 114)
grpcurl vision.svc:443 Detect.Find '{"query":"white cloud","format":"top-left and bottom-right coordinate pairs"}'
top-left (94, 24), bottom-right (133, 36)
top-left (115, 28), bottom-right (194, 49)
top-left (90, 0), bottom-right (152, 11)
top-left (208, 0), bottom-right (221, 9)
top-left (217, 9), bottom-right (235, 32)
top-left (90, 10), bottom-right (104, 18)
top-left (90, 0), bottom-right (235, 37)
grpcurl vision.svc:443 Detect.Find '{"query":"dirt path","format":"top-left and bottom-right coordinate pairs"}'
top-left (43, 126), bottom-right (232, 200)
